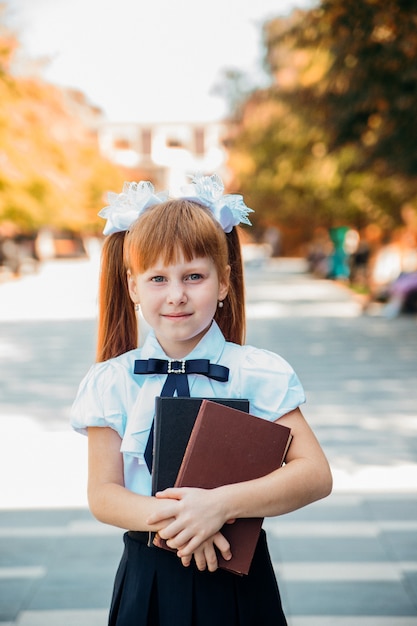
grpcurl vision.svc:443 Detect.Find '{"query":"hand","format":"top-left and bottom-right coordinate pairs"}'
top-left (180, 531), bottom-right (232, 572)
top-left (146, 486), bottom-right (228, 556)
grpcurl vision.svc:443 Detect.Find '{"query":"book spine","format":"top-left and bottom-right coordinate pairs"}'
top-left (281, 434), bottom-right (293, 465)
top-left (151, 400), bottom-right (162, 496)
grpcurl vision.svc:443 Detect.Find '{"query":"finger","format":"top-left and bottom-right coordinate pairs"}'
top-left (175, 533), bottom-right (204, 557)
top-left (180, 554), bottom-right (192, 568)
top-left (155, 488), bottom-right (185, 500)
top-left (166, 528), bottom-right (196, 551)
top-left (146, 514), bottom-right (177, 529)
top-left (158, 522), bottom-right (192, 543)
top-left (146, 502), bottom-right (179, 526)
top-left (203, 544), bottom-right (219, 572)
top-left (213, 532), bottom-right (232, 562)
top-left (146, 517), bottom-right (176, 530)
top-left (193, 549), bottom-right (207, 572)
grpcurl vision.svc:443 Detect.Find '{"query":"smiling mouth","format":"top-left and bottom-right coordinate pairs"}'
top-left (163, 312), bottom-right (192, 319)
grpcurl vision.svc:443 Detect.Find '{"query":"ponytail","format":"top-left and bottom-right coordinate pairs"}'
top-left (96, 231), bottom-right (137, 362)
top-left (215, 227), bottom-right (246, 345)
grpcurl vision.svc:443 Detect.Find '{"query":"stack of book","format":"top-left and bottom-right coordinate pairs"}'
top-left (151, 397), bottom-right (292, 575)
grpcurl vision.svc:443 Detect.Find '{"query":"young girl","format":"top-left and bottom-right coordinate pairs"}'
top-left (71, 174), bottom-right (332, 626)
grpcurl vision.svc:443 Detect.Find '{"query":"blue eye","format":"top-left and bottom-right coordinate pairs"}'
top-left (187, 273), bottom-right (203, 281)
top-left (151, 276), bottom-right (165, 283)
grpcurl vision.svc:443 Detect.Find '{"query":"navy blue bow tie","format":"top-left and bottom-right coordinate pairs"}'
top-left (134, 358), bottom-right (229, 471)
top-left (134, 358), bottom-right (229, 396)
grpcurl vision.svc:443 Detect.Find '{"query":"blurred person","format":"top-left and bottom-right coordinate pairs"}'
top-left (382, 271), bottom-right (417, 318)
top-left (306, 227), bottom-right (333, 277)
top-left (262, 225), bottom-right (282, 257)
top-left (328, 225), bottom-right (350, 280)
top-left (0, 223), bottom-right (21, 276)
top-left (349, 229), bottom-right (371, 288)
top-left (369, 227), bottom-right (417, 303)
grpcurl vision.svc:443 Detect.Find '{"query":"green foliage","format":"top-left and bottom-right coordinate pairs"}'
top-left (227, 0), bottom-right (417, 243)
top-left (285, 0), bottom-right (417, 176)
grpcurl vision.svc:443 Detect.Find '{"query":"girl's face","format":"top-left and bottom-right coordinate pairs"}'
top-left (128, 254), bottom-right (229, 359)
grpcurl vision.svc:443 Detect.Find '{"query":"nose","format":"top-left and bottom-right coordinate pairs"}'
top-left (167, 280), bottom-right (187, 305)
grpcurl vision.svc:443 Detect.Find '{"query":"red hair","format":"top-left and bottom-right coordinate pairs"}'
top-left (96, 199), bottom-right (246, 362)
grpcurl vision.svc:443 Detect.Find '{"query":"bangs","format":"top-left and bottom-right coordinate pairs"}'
top-left (124, 199), bottom-right (228, 274)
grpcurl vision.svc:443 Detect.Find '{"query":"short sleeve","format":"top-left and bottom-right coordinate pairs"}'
top-left (238, 346), bottom-right (306, 421)
top-left (70, 361), bottom-right (127, 438)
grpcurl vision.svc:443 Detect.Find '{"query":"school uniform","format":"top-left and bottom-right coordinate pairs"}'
top-left (71, 321), bottom-right (305, 625)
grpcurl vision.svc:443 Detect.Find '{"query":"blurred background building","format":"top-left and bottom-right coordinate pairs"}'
top-left (98, 120), bottom-right (229, 193)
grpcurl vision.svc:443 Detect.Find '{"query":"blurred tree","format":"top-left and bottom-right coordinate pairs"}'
top-left (227, 0), bottom-right (417, 251)
top-left (277, 0), bottom-right (417, 177)
top-left (0, 6), bottom-right (125, 234)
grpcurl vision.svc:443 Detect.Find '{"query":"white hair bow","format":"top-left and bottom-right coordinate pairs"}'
top-left (178, 173), bottom-right (253, 233)
top-left (99, 174), bottom-right (253, 235)
top-left (99, 181), bottom-right (168, 236)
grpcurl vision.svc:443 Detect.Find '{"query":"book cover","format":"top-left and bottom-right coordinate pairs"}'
top-left (154, 399), bottom-right (292, 575)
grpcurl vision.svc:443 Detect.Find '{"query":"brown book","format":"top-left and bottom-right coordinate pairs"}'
top-left (154, 399), bottom-right (292, 575)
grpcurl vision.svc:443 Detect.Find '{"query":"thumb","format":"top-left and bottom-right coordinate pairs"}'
top-left (155, 488), bottom-right (184, 500)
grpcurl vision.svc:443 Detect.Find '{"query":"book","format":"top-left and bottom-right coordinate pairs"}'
top-left (152, 397), bottom-right (250, 496)
top-left (154, 399), bottom-right (292, 575)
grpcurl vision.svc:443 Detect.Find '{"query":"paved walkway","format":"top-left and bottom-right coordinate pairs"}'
top-left (0, 257), bottom-right (416, 625)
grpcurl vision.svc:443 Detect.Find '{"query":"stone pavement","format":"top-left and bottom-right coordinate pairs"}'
top-left (0, 257), bottom-right (416, 625)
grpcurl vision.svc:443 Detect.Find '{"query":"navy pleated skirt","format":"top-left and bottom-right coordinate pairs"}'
top-left (109, 530), bottom-right (287, 626)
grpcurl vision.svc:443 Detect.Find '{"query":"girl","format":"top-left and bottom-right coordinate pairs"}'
top-left (71, 174), bottom-right (332, 626)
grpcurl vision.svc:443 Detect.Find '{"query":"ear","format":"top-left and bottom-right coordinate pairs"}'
top-left (218, 264), bottom-right (230, 302)
top-left (127, 270), bottom-right (139, 304)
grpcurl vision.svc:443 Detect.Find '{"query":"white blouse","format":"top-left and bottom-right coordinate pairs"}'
top-left (70, 321), bottom-right (305, 496)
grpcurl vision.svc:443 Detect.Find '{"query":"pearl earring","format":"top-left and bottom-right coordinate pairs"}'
top-left (218, 300), bottom-right (224, 308)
